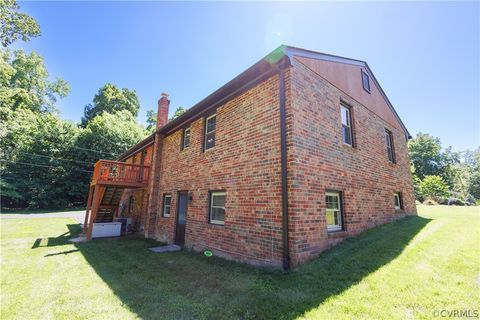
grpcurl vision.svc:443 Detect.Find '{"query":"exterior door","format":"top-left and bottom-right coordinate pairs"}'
top-left (175, 191), bottom-right (188, 245)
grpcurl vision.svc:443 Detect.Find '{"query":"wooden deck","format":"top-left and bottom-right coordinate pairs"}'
top-left (83, 160), bottom-right (150, 240)
top-left (90, 160), bottom-right (150, 187)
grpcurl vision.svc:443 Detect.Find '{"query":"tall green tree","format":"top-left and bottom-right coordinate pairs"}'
top-left (82, 83), bottom-right (140, 126)
top-left (78, 110), bottom-right (147, 160)
top-left (145, 106), bottom-right (186, 133)
top-left (171, 106), bottom-right (185, 120)
top-left (0, 0), bottom-right (40, 47)
top-left (408, 133), bottom-right (459, 187)
top-left (1, 109), bottom-right (84, 208)
top-left (146, 109), bottom-right (157, 133)
top-left (454, 149), bottom-right (480, 200)
top-left (0, 49), bottom-right (70, 117)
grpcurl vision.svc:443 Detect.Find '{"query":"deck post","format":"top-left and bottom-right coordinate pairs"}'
top-left (83, 185), bottom-right (94, 233)
top-left (86, 186), bottom-right (106, 240)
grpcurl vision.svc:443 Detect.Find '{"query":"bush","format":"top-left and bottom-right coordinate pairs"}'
top-left (420, 175), bottom-right (449, 202)
top-left (448, 198), bottom-right (466, 206)
top-left (423, 199), bottom-right (439, 206)
top-left (437, 197), bottom-right (449, 205)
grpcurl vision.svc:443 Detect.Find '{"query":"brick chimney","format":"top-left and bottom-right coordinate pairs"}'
top-left (157, 92), bottom-right (170, 129)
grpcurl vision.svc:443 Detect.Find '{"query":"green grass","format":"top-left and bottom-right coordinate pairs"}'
top-left (0, 207), bottom-right (85, 215)
top-left (1, 206), bottom-right (479, 319)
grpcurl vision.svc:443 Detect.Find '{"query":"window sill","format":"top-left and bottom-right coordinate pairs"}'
top-left (209, 222), bottom-right (225, 226)
top-left (327, 229), bottom-right (347, 238)
top-left (342, 143), bottom-right (356, 150)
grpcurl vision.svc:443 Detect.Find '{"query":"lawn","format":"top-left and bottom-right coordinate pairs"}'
top-left (1, 206), bottom-right (479, 319)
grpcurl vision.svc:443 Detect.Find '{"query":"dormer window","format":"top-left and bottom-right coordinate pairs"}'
top-left (361, 70), bottom-right (371, 93)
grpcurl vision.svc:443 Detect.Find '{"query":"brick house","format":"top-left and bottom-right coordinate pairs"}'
top-left (83, 45), bottom-right (417, 269)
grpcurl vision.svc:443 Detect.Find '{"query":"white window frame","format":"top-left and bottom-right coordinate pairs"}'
top-left (183, 127), bottom-right (191, 149)
top-left (162, 194), bottom-right (171, 217)
top-left (394, 193), bottom-right (401, 210)
top-left (209, 191), bottom-right (226, 225)
top-left (326, 191), bottom-right (342, 232)
top-left (204, 114), bottom-right (216, 151)
top-left (341, 105), bottom-right (353, 146)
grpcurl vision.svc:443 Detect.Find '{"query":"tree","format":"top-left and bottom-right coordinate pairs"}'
top-left (82, 83), bottom-right (140, 125)
top-left (465, 149), bottom-right (480, 199)
top-left (454, 148), bottom-right (480, 199)
top-left (408, 133), bottom-right (459, 187)
top-left (146, 109), bottom-right (157, 133)
top-left (77, 110), bottom-right (147, 164)
top-left (0, 0), bottom-right (40, 47)
top-left (0, 108), bottom-right (83, 208)
top-left (145, 106), bottom-right (186, 133)
top-left (420, 175), bottom-right (449, 202)
top-left (171, 106), bottom-right (185, 120)
top-left (0, 49), bottom-right (70, 117)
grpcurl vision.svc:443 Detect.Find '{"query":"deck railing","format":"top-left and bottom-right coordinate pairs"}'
top-left (91, 160), bottom-right (150, 185)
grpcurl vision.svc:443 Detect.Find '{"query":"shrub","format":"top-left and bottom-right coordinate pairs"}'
top-left (423, 199), bottom-right (439, 206)
top-left (448, 198), bottom-right (466, 206)
top-left (438, 197), bottom-right (449, 205)
top-left (420, 176), bottom-right (449, 202)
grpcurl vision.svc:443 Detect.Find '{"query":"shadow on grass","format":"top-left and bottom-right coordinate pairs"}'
top-left (33, 215), bottom-right (431, 319)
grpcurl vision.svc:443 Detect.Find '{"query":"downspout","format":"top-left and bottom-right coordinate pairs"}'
top-left (277, 67), bottom-right (290, 271)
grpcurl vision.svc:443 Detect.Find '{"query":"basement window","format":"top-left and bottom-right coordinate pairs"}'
top-left (209, 191), bottom-right (225, 225)
top-left (204, 114), bottom-right (216, 151)
top-left (394, 192), bottom-right (402, 210)
top-left (361, 70), bottom-right (371, 93)
top-left (162, 194), bottom-right (171, 217)
top-left (326, 191), bottom-right (343, 232)
top-left (182, 127), bottom-right (191, 150)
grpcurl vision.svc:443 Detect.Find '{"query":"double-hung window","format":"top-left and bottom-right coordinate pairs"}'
top-left (385, 129), bottom-right (395, 163)
top-left (162, 194), bottom-right (171, 217)
top-left (209, 191), bottom-right (225, 225)
top-left (204, 114), bottom-right (216, 150)
top-left (341, 105), bottom-right (353, 146)
top-left (182, 127), bottom-right (191, 149)
top-left (326, 192), bottom-right (343, 232)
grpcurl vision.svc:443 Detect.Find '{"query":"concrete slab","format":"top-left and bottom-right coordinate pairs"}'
top-left (149, 244), bottom-right (181, 253)
top-left (69, 236), bottom-right (87, 243)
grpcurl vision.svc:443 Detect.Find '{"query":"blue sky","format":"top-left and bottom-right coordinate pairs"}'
top-left (15, 1), bottom-right (479, 151)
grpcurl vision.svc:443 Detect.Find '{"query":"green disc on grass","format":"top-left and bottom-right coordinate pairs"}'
top-left (204, 250), bottom-right (213, 257)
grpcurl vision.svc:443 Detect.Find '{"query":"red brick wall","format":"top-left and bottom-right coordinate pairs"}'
top-left (287, 57), bottom-right (417, 266)
top-left (150, 74), bottom-right (285, 267)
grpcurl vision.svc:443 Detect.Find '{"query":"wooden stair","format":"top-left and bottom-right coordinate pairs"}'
top-left (93, 187), bottom-right (124, 223)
